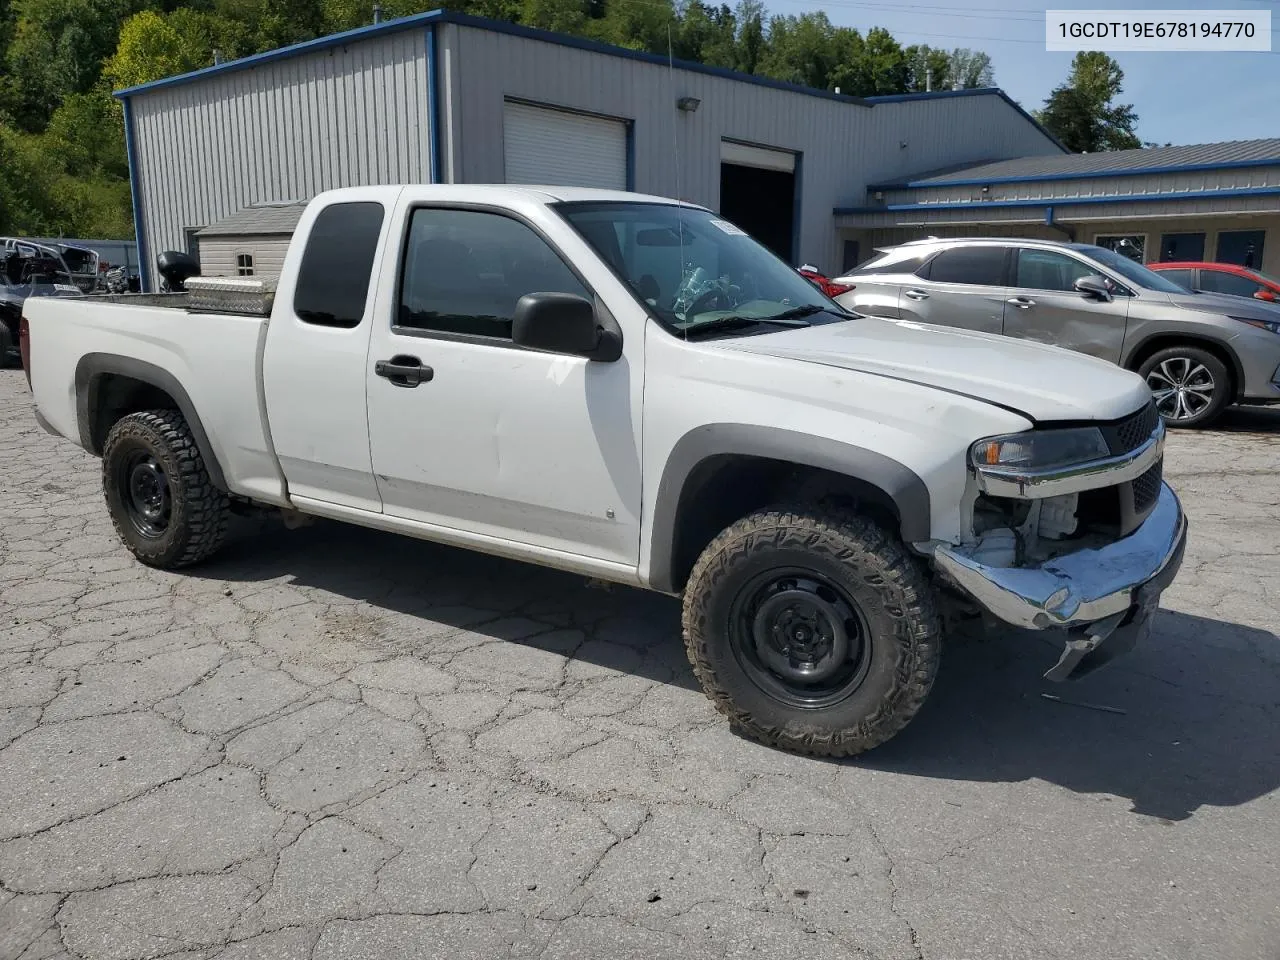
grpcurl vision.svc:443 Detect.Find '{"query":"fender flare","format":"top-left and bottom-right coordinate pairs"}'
top-left (74, 353), bottom-right (229, 492)
top-left (647, 423), bottom-right (932, 593)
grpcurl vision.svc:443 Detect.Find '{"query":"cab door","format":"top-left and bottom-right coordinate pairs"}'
top-left (1001, 247), bottom-right (1130, 363)
top-left (363, 198), bottom-right (645, 566)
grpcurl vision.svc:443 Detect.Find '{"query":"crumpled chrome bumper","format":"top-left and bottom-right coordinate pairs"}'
top-left (933, 483), bottom-right (1188, 680)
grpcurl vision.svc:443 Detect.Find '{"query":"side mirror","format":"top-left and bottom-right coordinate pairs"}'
top-left (1074, 274), bottom-right (1113, 302)
top-left (1254, 289), bottom-right (1276, 302)
top-left (512, 292), bottom-right (621, 362)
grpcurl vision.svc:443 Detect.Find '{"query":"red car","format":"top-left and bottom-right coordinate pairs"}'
top-left (1149, 261), bottom-right (1280, 303)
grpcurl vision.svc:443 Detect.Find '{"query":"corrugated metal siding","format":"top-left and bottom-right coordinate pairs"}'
top-left (129, 29), bottom-right (430, 288)
top-left (442, 24), bottom-right (1059, 272)
top-left (198, 236), bottom-right (293, 278)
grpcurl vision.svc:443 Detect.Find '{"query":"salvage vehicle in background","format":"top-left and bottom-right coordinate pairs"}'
top-left (1149, 261), bottom-right (1280, 304)
top-left (834, 237), bottom-right (1280, 428)
top-left (1, 240), bottom-right (83, 367)
top-left (24, 185), bottom-right (1186, 757)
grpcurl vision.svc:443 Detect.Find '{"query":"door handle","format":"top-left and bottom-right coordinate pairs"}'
top-left (904, 289), bottom-right (930, 301)
top-left (375, 355), bottom-right (434, 387)
top-left (1006, 297), bottom-right (1036, 309)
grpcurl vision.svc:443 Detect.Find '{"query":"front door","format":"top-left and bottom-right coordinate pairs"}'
top-left (365, 203), bottom-right (643, 566)
top-left (897, 245), bottom-right (1009, 335)
top-left (1001, 247), bottom-right (1129, 363)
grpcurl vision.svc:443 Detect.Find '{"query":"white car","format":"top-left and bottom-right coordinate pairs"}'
top-left (23, 185), bottom-right (1186, 756)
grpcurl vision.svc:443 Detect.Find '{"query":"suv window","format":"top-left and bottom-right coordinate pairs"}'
top-left (1014, 248), bottom-right (1095, 292)
top-left (1198, 269), bottom-right (1261, 298)
top-left (294, 202), bottom-right (385, 328)
top-left (920, 246), bottom-right (1006, 286)
top-left (398, 208), bottom-right (589, 340)
top-left (849, 249), bottom-right (931, 276)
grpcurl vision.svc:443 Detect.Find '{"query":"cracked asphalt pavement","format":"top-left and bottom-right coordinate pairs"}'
top-left (1, 368), bottom-right (1278, 960)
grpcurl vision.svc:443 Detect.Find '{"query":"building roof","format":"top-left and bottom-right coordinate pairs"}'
top-left (872, 138), bottom-right (1280, 188)
top-left (198, 202), bottom-right (307, 237)
top-left (106, 8), bottom-right (1057, 153)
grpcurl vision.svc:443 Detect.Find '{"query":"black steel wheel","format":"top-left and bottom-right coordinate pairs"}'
top-left (728, 568), bottom-right (873, 709)
top-left (683, 505), bottom-right (942, 757)
top-left (117, 449), bottom-right (173, 539)
top-left (1139, 346), bottom-right (1231, 428)
top-left (102, 409), bottom-right (229, 568)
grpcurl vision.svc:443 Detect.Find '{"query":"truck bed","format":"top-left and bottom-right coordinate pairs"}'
top-left (26, 295), bottom-right (289, 506)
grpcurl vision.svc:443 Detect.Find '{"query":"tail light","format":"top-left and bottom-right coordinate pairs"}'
top-left (822, 280), bottom-right (854, 298)
top-left (19, 315), bottom-right (31, 389)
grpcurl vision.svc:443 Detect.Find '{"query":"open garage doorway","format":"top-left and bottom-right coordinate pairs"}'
top-left (719, 140), bottom-right (797, 263)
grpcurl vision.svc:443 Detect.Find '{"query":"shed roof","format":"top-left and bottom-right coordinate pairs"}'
top-left (872, 138), bottom-right (1280, 189)
top-left (198, 202), bottom-right (307, 237)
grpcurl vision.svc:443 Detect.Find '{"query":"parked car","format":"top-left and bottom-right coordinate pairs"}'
top-left (0, 239), bottom-right (83, 367)
top-left (24, 185), bottom-right (1186, 757)
top-left (834, 238), bottom-right (1280, 427)
top-left (1148, 260), bottom-right (1280, 304)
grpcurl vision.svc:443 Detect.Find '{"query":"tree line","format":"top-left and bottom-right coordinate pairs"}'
top-left (0, 0), bottom-right (1141, 240)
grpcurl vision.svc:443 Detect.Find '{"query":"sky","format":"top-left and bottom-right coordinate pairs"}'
top-left (771, 0), bottom-right (1280, 146)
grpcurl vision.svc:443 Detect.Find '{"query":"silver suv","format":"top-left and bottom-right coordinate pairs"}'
top-left (834, 238), bottom-right (1280, 427)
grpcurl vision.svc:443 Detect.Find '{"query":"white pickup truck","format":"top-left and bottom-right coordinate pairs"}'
top-left (25, 185), bottom-right (1187, 756)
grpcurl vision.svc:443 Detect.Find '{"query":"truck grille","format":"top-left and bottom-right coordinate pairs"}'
top-left (1132, 460), bottom-right (1162, 514)
top-left (1101, 400), bottom-right (1160, 456)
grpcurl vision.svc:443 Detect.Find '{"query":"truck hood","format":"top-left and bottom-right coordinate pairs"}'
top-left (715, 315), bottom-right (1151, 422)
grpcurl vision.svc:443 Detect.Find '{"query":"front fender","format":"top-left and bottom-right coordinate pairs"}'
top-left (645, 423), bottom-right (931, 593)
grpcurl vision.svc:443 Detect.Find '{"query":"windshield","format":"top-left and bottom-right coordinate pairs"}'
top-left (556, 202), bottom-right (845, 335)
top-left (1085, 246), bottom-right (1189, 294)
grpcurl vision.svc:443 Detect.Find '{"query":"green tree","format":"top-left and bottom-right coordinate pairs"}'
top-left (830, 26), bottom-right (906, 96)
top-left (947, 48), bottom-right (992, 89)
top-left (758, 12), bottom-right (839, 90)
top-left (1037, 51), bottom-right (1140, 152)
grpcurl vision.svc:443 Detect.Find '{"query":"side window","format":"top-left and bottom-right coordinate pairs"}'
top-left (1014, 249), bottom-right (1095, 292)
top-left (294, 202), bottom-right (385, 328)
top-left (851, 250), bottom-right (930, 276)
top-left (1198, 270), bottom-right (1261, 298)
top-left (397, 208), bottom-right (589, 340)
top-left (922, 247), bottom-right (1006, 286)
top-left (236, 253), bottom-right (254, 277)
top-left (1157, 268), bottom-right (1194, 289)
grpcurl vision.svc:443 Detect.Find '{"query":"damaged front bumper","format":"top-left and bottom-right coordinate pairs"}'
top-left (933, 483), bottom-right (1188, 681)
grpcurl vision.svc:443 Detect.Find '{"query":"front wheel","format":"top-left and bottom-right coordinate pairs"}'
top-left (1139, 346), bottom-right (1232, 428)
top-left (102, 410), bottom-right (229, 568)
top-left (682, 506), bottom-right (941, 757)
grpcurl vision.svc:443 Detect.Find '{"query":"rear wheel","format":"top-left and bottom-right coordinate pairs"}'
top-left (682, 506), bottom-right (941, 757)
top-left (1139, 346), bottom-right (1231, 428)
top-left (102, 410), bottom-right (229, 568)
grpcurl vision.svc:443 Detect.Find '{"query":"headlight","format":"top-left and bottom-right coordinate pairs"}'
top-left (1231, 315), bottom-right (1280, 335)
top-left (970, 427), bottom-right (1109, 472)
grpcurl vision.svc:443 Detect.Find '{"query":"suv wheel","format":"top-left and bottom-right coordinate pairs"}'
top-left (682, 505), bottom-right (941, 757)
top-left (1139, 346), bottom-right (1231, 428)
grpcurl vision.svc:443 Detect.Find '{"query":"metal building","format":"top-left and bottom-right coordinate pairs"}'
top-left (114, 9), bottom-right (1064, 290)
top-left (838, 139), bottom-right (1280, 274)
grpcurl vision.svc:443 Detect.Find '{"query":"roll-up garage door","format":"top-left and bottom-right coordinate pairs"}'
top-left (503, 101), bottom-right (628, 190)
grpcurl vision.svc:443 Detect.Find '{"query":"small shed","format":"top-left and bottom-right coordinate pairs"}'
top-left (194, 202), bottom-right (307, 279)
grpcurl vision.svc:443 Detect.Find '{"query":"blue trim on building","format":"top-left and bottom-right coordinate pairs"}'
top-left (426, 25), bottom-right (442, 184)
top-left (625, 121), bottom-right (636, 193)
top-left (112, 8), bottom-right (875, 109)
top-left (121, 99), bottom-right (150, 293)
top-left (872, 155), bottom-right (1280, 190)
top-left (1044, 206), bottom-right (1054, 225)
top-left (863, 87), bottom-right (1068, 154)
top-left (835, 185), bottom-right (1280, 216)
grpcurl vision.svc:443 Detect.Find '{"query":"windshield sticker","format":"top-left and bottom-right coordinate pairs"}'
top-left (708, 219), bottom-right (747, 236)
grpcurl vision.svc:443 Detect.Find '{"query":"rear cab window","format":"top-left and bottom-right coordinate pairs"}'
top-left (294, 201), bottom-right (386, 328)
